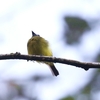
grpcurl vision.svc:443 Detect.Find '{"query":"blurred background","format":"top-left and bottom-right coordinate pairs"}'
top-left (0, 0), bottom-right (100, 100)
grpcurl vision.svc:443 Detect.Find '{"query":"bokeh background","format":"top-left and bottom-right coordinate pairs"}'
top-left (0, 0), bottom-right (100, 100)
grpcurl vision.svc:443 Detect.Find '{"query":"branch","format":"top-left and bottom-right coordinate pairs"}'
top-left (0, 52), bottom-right (100, 70)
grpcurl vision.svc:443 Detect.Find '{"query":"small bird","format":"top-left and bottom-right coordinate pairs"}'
top-left (27, 31), bottom-right (59, 76)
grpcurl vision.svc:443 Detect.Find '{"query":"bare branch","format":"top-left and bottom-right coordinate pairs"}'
top-left (0, 52), bottom-right (100, 70)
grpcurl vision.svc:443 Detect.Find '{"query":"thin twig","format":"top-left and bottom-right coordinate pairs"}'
top-left (0, 52), bottom-right (100, 70)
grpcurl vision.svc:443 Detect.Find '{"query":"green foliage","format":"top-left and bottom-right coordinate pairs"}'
top-left (61, 96), bottom-right (75, 100)
top-left (63, 16), bottom-right (91, 45)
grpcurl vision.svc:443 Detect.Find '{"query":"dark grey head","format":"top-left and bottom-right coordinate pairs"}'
top-left (32, 31), bottom-right (40, 37)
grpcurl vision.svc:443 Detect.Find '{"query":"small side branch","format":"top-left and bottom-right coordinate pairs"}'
top-left (0, 52), bottom-right (100, 70)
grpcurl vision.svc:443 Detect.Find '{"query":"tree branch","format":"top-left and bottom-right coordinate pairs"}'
top-left (0, 52), bottom-right (100, 70)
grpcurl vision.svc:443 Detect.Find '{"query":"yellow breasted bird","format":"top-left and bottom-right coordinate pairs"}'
top-left (27, 31), bottom-right (59, 76)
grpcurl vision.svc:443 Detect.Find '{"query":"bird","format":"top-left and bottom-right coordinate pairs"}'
top-left (27, 31), bottom-right (59, 76)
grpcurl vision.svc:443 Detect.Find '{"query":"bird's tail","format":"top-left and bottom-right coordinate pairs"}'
top-left (49, 63), bottom-right (59, 76)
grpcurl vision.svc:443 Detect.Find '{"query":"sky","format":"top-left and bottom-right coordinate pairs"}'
top-left (0, 0), bottom-right (100, 100)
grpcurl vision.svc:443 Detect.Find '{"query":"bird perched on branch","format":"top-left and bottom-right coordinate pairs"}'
top-left (27, 31), bottom-right (59, 76)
